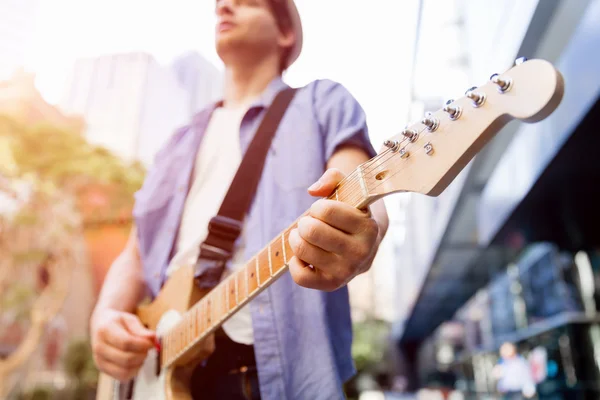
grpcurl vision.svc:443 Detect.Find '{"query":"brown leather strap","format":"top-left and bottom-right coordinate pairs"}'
top-left (194, 87), bottom-right (298, 288)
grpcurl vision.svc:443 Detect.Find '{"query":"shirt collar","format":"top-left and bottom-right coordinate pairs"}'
top-left (212, 76), bottom-right (290, 110)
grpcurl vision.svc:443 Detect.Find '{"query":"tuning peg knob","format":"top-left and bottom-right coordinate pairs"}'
top-left (443, 100), bottom-right (462, 120)
top-left (515, 56), bottom-right (528, 65)
top-left (465, 88), bottom-right (486, 107)
top-left (490, 73), bottom-right (511, 93)
top-left (383, 140), bottom-right (400, 151)
top-left (421, 113), bottom-right (439, 132)
top-left (402, 129), bottom-right (418, 142)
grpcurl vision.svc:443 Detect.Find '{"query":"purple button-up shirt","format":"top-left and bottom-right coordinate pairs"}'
top-left (133, 77), bottom-right (376, 399)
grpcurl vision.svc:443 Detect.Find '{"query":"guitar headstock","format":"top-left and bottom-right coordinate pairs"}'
top-left (362, 58), bottom-right (564, 201)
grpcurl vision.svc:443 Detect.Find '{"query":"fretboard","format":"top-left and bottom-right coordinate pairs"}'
top-left (161, 166), bottom-right (370, 367)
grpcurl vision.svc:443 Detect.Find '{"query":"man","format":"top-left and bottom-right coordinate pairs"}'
top-left (90, 0), bottom-right (389, 398)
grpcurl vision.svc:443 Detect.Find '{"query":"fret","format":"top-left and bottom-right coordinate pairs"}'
top-left (268, 244), bottom-right (273, 276)
top-left (256, 248), bottom-right (270, 286)
top-left (228, 277), bottom-right (237, 310)
top-left (255, 257), bottom-right (261, 287)
top-left (178, 328), bottom-right (183, 354)
top-left (245, 263), bottom-right (249, 298)
top-left (270, 239), bottom-right (285, 274)
top-left (207, 294), bottom-right (213, 326)
top-left (357, 166), bottom-right (368, 206)
top-left (203, 297), bottom-right (209, 332)
top-left (247, 259), bottom-right (259, 295)
top-left (235, 272), bottom-right (239, 304)
top-left (165, 332), bottom-right (170, 361)
top-left (185, 319), bottom-right (189, 348)
top-left (194, 306), bottom-right (202, 337)
top-left (335, 189), bottom-right (339, 201)
top-left (237, 268), bottom-right (248, 300)
top-left (225, 280), bottom-right (230, 314)
top-left (215, 289), bottom-right (223, 323)
top-left (281, 233), bottom-right (287, 265)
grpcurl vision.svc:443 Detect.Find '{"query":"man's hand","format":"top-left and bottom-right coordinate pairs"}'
top-left (91, 309), bottom-right (156, 382)
top-left (288, 168), bottom-right (381, 291)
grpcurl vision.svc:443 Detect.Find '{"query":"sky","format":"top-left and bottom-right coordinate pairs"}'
top-left (23, 0), bottom-right (420, 147)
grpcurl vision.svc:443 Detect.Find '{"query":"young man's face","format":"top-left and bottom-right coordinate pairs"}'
top-left (215, 0), bottom-right (292, 67)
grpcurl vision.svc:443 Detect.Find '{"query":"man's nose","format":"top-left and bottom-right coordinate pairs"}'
top-left (216, 0), bottom-right (235, 16)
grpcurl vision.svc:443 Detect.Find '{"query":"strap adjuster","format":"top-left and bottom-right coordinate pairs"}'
top-left (207, 215), bottom-right (243, 242)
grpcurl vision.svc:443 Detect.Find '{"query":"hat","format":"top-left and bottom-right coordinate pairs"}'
top-left (283, 0), bottom-right (303, 68)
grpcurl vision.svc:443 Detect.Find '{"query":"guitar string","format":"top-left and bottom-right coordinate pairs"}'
top-left (164, 142), bottom-right (413, 358)
top-left (337, 126), bottom-right (431, 206)
top-left (165, 128), bottom-right (432, 359)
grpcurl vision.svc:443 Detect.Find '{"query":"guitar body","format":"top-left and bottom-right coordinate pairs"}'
top-left (96, 265), bottom-right (215, 400)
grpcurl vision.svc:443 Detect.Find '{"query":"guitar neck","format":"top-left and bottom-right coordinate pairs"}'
top-left (161, 167), bottom-right (371, 367)
top-left (157, 57), bottom-right (565, 369)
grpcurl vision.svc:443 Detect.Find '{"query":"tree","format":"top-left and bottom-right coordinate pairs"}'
top-left (0, 112), bottom-right (146, 397)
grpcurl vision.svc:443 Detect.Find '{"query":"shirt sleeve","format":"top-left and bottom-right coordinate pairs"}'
top-left (312, 79), bottom-right (377, 161)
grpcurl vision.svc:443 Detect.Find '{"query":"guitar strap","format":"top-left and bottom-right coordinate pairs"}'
top-left (193, 87), bottom-right (298, 289)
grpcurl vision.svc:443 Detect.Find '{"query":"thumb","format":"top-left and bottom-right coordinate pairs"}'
top-left (121, 313), bottom-right (155, 340)
top-left (307, 168), bottom-right (346, 197)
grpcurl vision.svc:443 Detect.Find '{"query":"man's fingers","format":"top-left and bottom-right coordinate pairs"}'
top-left (121, 314), bottom-right (155, 340)
top-left (309, 199), bottom-right (376, 235)
top-left (288, 257), bottom-right (344, 292)
top-left (100, 360), bottom-right (138, 383)
top-left (97, 343), bottom-right (148, 370)
top-left (307, 168), bottom-right (346, 196)
top-left (102, 324), bottom-right (154, 354)
top-left (289, 228), bottom-right (337, 269)
top-left (297, 215), bottom-right (352, 255)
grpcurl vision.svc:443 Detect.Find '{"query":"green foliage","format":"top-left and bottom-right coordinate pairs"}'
top-left (62, 338), bottom-right (98, 386)
top-left (14, 386), bottom-right (53, 400)
top-left (0, 114), bottom-right (145, 201)
top-left (0, 284), bottom-right (35, 321)
top-left (352, 319), bottom-right (390, 373)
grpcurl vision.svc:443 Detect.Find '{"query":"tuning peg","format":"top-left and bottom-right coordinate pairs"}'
top-left (443, 100), bottom-right (462, 120)
top-left (402, 128), bottom-right (418, 142)
top-left (515, 56), bottom-right (528, 65)
top-left (490, 73), bottom-right (511, 92)
top-left (399, 148), bottom-right (410, 159)
top-left (383, 140), bottom-right (400, 151)
top-left (421, 112), bottom-right (439, 132)
top-left (465, 87), bottom-right (486, 107)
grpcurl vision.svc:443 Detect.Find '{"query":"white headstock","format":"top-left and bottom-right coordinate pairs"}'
top-left (362, 58), bottom-right (564, 201)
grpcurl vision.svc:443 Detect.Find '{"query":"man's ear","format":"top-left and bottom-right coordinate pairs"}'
top-left (278, 29), bottom-right (295, 50)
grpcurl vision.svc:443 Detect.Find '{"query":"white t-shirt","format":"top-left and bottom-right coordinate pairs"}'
top-left (166, 104), bottom-right (254, 345)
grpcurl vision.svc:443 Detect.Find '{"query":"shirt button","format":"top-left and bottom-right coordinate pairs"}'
top-left (153, 272), bottom-right (160, 278)
top-left (178, 185), bottom-right (185, 192)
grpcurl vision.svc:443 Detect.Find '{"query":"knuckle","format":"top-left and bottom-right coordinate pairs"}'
top-left (119, 338), bottom-right (133, 352)
top-left (289, 261), bottom-right (308, 286)
top-left (300, 218), bottom-right (320, 243)
top-left (124, 355), bottom-right (140, 368)
top-left (293, 239), bottom-right (308, 260)
top-left (363, 218), bottom-right (379, 237)
top-left (356, 243), bottom-right (371, 259)
top-left (311, 199), bottom-right (331, 220)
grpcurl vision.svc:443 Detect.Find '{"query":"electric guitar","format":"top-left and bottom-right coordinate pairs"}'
top-left (96, 58), bottom-right (564, 400)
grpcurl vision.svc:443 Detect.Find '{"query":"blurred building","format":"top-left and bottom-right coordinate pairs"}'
top-left (59, 51), bottom-right (222, 167)
top-left (392, 0), bottom-right (600, 397)
top-left (0, 0), bottom-right (40, 81)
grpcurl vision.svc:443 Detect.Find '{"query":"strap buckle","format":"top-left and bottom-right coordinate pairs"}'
top-left (194, 216), bottom-right (243, 288)
top-left (207, 215), bottom-right (243, 242)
